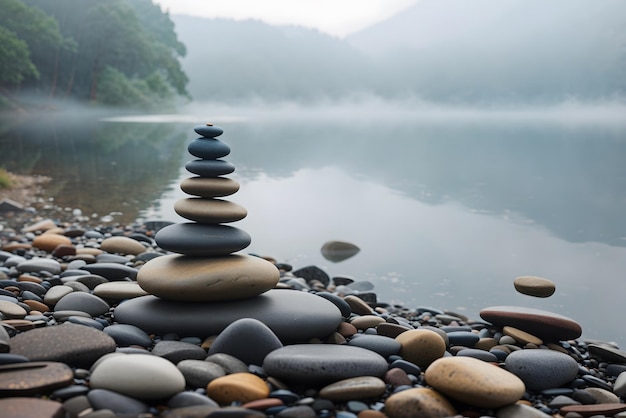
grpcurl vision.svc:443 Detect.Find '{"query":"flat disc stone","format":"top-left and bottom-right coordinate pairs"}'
top-left (185, 160), bottom-right (234, 177)
top-left (114, 289), bottom-right (342, 343)
top-left (480, 306), bottom-right (582, 342)
top-left (180, 177), bottom-right (240, 198)
top-left (137, 254), bottom-right (280, 301)
top-left (0, 362), bottom-right (73, 396)
top-left (155, 223), bottom-right (251, 256)
top-left (188, 137), bottom-right (230, 159)
top-left (174, 198), bottom-right (247, 224)
top-left (194, 124), bottom-right (224, 138)
top-left (0, 398), bottom-right (64, 418)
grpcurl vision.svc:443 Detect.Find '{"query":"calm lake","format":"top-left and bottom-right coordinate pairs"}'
top-left (2, 101), bottom-right (626, 347)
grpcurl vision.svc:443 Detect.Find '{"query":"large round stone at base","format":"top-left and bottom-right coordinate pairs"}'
top-left (137, 254), bottom-right (279, 301)
top-left (113, 290), bottom-right (343, 343)
top-left (155, 223), bottom-right (251, 256)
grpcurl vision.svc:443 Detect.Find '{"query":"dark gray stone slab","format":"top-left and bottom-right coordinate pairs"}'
top-left (154, 223), bottom-right (251, 256)
top-left (114, 290), bottom-right (342, 343)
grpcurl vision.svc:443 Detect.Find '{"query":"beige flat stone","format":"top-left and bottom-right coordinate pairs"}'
top-left (100, 236), bottom-right (146, 256)
top-left (425, 356), bottom-right (525, 408)
top-left (180, 177), bottom-right (240, 197)
top-left (174, 198), bottom-right (247, 223)
top-left (138, 254), bottom-right (280, 301)
top-left (503, 326), bottom-right (543, 346)
top-left (319, 376), bottom-right (386, 401)
top-left (385, 387), bottom-right (456, 418)
top-left (514, 276), bottom-right (556, 298)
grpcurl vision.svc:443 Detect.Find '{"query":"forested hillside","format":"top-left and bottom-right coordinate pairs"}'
top-left (0, 0), bottom-right (187, 108)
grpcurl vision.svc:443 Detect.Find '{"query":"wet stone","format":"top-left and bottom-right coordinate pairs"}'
top-left (9, 323), bottom-right (116, 368)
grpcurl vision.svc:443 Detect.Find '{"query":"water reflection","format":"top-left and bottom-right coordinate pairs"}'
top-left (147, 164), bottom-right (626, 346)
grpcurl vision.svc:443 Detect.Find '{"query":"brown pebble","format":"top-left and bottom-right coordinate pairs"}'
top-left (23, 219), bottom-right (57, 233)
top-left (358, 411), bottom-right (388, 418)
top-left (22, 300), bottom-right (50, 313)
top-left (1, 242), bottom-right (32, 252)
top-left (514, 275), bottom-right (556, 298)
top-left (0, 397), bottom-right (64, 418)
top-left (395, 329), bottom-right (446, 368)
top-left (344, 295), bottom-right (374, 315)
top-left (52, 245), bottom-right (76, 257)
top-left (1, 319), bottom-right (35, 331)
top-left (18, 274), bottom-right (43, 284)
top-left (385, 387), bottom-right (457, 418)
top-left (503, 326), bottom-right (543, 346)
top-left (206, 372), bottom-right (270, 405)
top-left (100, 236), bottom-right (146, 256)
top-left (32, 234), bottom-right (72, 253)
top-left (376, 322), bottom-right (412, 338)
top-left (0, 300), bottom-right (27, 319)
top-left (319, 376), bottom-right (386, 401)
top-left (560, 403), bottom-right (626, 416)
top-left (351, 315), bottom-right (386, 330)
top-left (0, 362), bottom-right (73, 396)
top-left (241, 397), bottom-right (284, 410)
top-left (337, 321), bottom-right (358, 338)
top-left (475, 337), bottom-right (498, 350)
top-left (385, 368), bottom-right (412, 387)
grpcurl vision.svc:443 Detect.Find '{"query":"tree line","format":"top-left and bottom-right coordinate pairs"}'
top-left (0, 0), bottom-right (187, 108)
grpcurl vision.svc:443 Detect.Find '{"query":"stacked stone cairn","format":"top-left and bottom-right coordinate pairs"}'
top-left (114, 125), bottom-right (343, 342)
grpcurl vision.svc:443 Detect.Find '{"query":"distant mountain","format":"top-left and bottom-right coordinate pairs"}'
top-left (346, 0), bottom-right (626, 102)
top-left (171, 15), bottom-right (376, 102)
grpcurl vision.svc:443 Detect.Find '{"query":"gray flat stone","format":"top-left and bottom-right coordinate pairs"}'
top-left (114, 290), bottom-right (342, 343)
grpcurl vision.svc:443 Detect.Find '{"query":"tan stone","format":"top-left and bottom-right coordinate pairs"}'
top-left (319, 376), bottom-right (386, 401)
top-left (75, 248), bottom-right (103, 256)
top-left (0, 300), bottom-right (27, 319)
top-left (395, 329), bottom-right (446, 368)
top-left (180, 177), bottom-right (240, 197)
top-left (22, 300), bottom-right (50, 313)
top-left (32, 234), bottom-right (72, 253)
top-left (425, 356), bottom-right (525, 408)
top-left (174, 198), bottom-right (247, 224)
top-left (503, 326), bottom-right (543, 346)
top-left (350, 315), bottom-right (386, 330)
top-left (385, 387), bottom-right (456, 418)
top-left (23, 219), bottom-right (57, 233)
top-left (206, 372), bottom-right (269, 405)
top-left (513, 276), bottom-right (556, 298)
top-left (100, 236), bottom-right (146, 256)
top-left (137, 254), bottom-right (280, 301)
top-left (93, 282), bottom-right (149, 300)
top-left (344, 295), bottom-right (374, 315)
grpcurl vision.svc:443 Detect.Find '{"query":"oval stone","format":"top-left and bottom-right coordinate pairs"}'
top-left (16, 258), bottom-right (62, 275)
top-left (321, 241), bottom-right (360, 262)
top-left (504, 349), bottom-right (578, 391)
top-left (188, 137), bottom-right (230, 159)
top-left (480, 306), bottom-right (582, 342)
top-left (513, 276), bottom-right (556, 298)
top-left (263, 344), bottom-right (388, 384)
top-left (395, 329), bottom-right (446, 368)
top-left (155, 223), bottom-right (251, 256)
top-left (425, 356), bottom-right (525, 408)
top-left (137, 254), bottom-right (279, 301)
top-left (207, 372), bottom-right (269, 405)
top-left (54, 292), bottom-right (110, 317)
top-left (180, 177), bottom-right (240, 198)
top-left (174, 198), bottom-right (247, 224)
top-left (0, 361), bottom-right (73, 396)
top-left (93, 282), bottom-right (149, 300)
top-left (32, 234), bottom-right (72, 252)
top-left (100, 236), bottom-right (146, 256)
top-left (185, 159), bottom-right (235, 177)
top-left (194, 124), bottom-right (224, 138)
top-left (90, 354), bottom-right (185, 400)
top-left (384, 387), bottom-right (457, 418)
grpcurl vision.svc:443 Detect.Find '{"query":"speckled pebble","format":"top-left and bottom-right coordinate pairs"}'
top-left (395, 329), bottom-right (446, 368)
top-left (152, 340), bottom-right (207, 364)
top-left (513, 276), bottom-right (556, 298)
top-left (504, 349), bottom-right (578, 391)
top-left (318, 376), bottom-right (386, 401)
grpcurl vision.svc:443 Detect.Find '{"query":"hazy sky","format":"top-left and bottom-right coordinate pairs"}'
top-left (152, 0), bottom-right (419, 37)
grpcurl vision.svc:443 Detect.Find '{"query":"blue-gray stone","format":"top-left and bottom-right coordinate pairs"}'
top-left (208, 318), bottom-right (283, 366)
top-left (154, 223), bottom-right (251, 256)
top-left (176, 360), bottom-right (226, 388)
top-left (188, 137), bottom-right (230, 159)
top-left (87, 388), bottom-right (149, 415)
top-left (205, 353), bottom-right (248, 374)
top-left (114, 290), bottom-right (342, 343)
top-left (185, 159), bottom-right (235, 177)
top-left (17, 258), bottom-right (61, 275)
top-left (54, 292), bottom-right (110, 317)
top-left (60, 269), bottom-right (92, 278)
top-left (447, 331), bottom-right (480, 347)
top-left (263, 344), bottom-right (388, 384)
top-left (292, 265), bottom-right (330, 286)
top-left (152, 340), bottom-right (207, 364)
top-left (194, 124), bottom-right (224, 138)
top-left (347, 334), bottom-right (401, 358)
top-left (67, 316), bottom-right (105, 330)
top-left (103, 324), bottom-right (152, 347)
top-left (0, 354), bottom-right (30, 364)
top-left (96, 253), bottom-right (132, 264)
top-left (504, 349), bottom-right (579, 391)
top-left (348, 281), bottom-right (374, 291)
top-left (81, 263), bottom-right (138, 281)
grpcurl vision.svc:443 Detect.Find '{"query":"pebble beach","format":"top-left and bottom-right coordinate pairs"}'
top-left (2, 124), bottom-right (626, 418)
